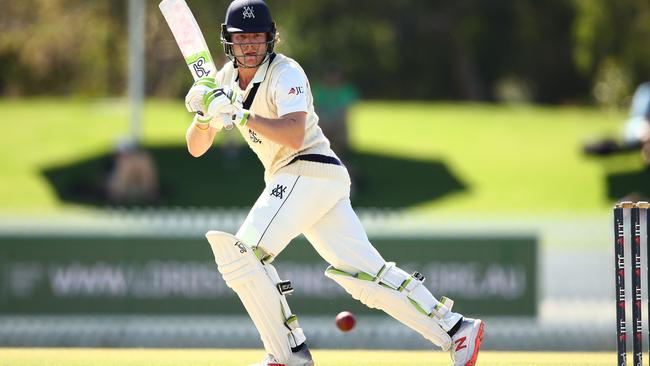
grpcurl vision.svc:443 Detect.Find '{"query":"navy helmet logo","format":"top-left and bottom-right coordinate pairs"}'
top-left (242, 6), bottom-right (255, 19)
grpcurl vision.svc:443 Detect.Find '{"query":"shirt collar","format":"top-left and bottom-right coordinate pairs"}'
top-left (232, 53), bottom-right (276, 91)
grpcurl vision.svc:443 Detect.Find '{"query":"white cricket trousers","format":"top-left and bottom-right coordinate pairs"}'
top-left (233, 172), bottom-right (461, 352)
top-left (236, 173), bottom-right (385, 275)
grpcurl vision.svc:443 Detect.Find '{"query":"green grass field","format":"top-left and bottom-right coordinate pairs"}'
top-left (0, 348), bottom-right (617, 366)
top-left (1, 98), bottom-right (645, 213)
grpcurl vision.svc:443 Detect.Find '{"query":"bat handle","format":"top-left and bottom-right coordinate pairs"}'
top-left (223, 115), bottom-right (234, 130)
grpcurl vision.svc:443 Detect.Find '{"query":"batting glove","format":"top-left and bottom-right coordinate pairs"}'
top-left (185, 77), bottom-right (218, 113)
top-left (225, 109), bottom-right (251, 127)
top-left (192, 112), bottom-right (234, 131)
top-left (203, 85), bottom-right (243, 117)
top-left (212, 113), bottom-right (235, 130)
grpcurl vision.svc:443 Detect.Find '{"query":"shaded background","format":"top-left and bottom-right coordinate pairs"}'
top-left (1, 0), bottom-right (650, 356)
top-left (2, 0), bottom-right (649, 104)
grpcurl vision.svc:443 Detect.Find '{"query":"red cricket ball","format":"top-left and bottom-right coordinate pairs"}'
top-left (335, 311), bottom-right (356, 332)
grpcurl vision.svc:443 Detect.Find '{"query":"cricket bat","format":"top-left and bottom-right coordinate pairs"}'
top-left (160, 0), bottom-right (233, 129)
top-left (159, 0), bottom-right (216, 81)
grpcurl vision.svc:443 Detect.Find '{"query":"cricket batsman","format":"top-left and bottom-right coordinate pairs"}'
top-left (183, 1), bottom-right (485, 365)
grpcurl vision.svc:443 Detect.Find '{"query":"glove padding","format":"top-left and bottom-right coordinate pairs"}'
top-left (193, 112), bottom-right (234, 131)
top-left (185, 77), bottom-right (218, 113)
top-left (225, 109), bottom-right (251, 127)
top-left (203, 86), bottom-right (243, 118)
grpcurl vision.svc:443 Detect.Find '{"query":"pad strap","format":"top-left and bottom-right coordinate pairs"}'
top-left (265, 262), bottom-right (306, 348)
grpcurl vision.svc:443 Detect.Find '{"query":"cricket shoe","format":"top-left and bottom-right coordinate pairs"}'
top-left (450, 318), bottom-right (485, 366)
top-left (249, 343), bottom-right (314, 366)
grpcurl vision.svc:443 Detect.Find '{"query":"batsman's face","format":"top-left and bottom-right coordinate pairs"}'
top-left (232, 33), bottom-right (268, 68)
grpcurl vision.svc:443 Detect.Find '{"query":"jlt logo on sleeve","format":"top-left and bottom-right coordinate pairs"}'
top-left (288, 86), bottom-right (304, 95)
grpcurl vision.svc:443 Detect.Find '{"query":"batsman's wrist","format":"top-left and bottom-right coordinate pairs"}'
top-left (194, 123), bottom-right (210, 132)
top-left (193, 113), bottom-right (211, 127)
top-left (237, 110), bottom-right (251, 126)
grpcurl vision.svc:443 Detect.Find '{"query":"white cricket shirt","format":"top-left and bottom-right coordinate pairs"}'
top-left (216, 53), bottom-right (350, 184)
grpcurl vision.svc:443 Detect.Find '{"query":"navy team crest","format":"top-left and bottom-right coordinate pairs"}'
top-left (242, 6), bottom-right (255, 19)
top-left (270, 184), bottom-right (286, 199)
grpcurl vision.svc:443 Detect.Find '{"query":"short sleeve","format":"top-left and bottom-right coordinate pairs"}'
top-left (273, 66), bottom-right (309, 116)
top-left (214, 69), bottom-right (225, 86)
top-left (214, 60), bottom-right (234, 86)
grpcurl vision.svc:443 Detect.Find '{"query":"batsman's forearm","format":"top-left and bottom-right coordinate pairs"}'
top-left (186, 122), bottom-right (217, 157)
top-left (246, 112), bottom-right (306, 150)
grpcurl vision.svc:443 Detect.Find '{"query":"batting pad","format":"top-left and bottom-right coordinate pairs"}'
top-left (325, 265), bottom-right (456, 351)
top-left (206, 231), bottom-right (293, 362)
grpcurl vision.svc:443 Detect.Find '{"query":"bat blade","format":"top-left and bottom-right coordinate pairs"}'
top-left (159, 0), bottom-right (216, 80)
